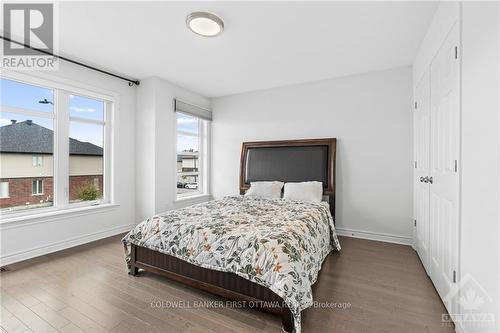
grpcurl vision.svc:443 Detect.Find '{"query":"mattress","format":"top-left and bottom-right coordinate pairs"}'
top-left (123, 195), bottom-right (341, 332)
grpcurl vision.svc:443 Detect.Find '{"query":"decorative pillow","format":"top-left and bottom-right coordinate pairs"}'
top-left (283, 181), bottom-right (323, 202)
top-left (245, 181), bottom-right (284, 199)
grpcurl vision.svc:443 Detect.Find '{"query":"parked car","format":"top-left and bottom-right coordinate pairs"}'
top-left (177, 182), bottom-right (184, 188)
top-left (184, 183), bottom-right (198, 189)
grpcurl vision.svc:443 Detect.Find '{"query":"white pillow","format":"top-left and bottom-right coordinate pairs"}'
top-left (245, 181), bottom-right (284, 199)
top-left (283, 181), bottom-right (323, 203)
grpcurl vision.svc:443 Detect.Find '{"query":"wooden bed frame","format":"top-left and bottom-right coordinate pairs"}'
top-left (128, 138), bottom-right (337, 332)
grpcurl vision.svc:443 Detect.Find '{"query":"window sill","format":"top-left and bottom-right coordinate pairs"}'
top-left (174, 193), bottom-right (211, 204)
top-left (0, 203), bottom-right (120, 228)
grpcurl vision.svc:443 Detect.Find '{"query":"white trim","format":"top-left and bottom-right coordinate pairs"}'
top-left (177, 130), bottom-right (198, 137)
top-left (1, 106), bottom-right (54, 119)
top-left (197, 118), bottom-right (204, 195)
top-left (202, 119), bottom-right (210, 197)
top-left (0, 203), bottom-right (119, 228)
top-left (69, 116), bottom-right (105, 126)
top-left (1, 69), bottom-right (119, 101)
top-left (55, 89), bottom-right (69, 210)
top-left (105, 100), bottom-right (115, 205)
top-left (335, 227), bottom-right (413, 246)
top-left (173, 193), bottom-right (211, 204)
top-left (178, 171), bottom-right (199, 176)
top-left (0, 222), bottom-right (133, 266)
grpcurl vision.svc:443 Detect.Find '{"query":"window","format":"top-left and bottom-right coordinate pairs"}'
top-left (32, 180), bottom-right (43, 195)
top-left (32, 155), bottom-right (43, 166)
top-left (0, 74), bottom-right (113, 215)
top-left (1, 78), bottom-right (54, 211)
top-left (176, 112), bottom-right (209, 198)
top-left (69, 94), bottom-right (105, 204)
top-left (0, 182), bottom-right (9, 198)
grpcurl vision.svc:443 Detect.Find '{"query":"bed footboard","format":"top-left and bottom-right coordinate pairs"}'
top-left (128, 244), bottom-right (294, 332)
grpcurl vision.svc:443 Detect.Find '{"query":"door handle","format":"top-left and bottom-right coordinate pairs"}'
top-left (420, 177), bottom-right (425, 182)
top-left (421, 176), bottom-right (429, 183)
top-left (428, 176), bottom-right (433, 184)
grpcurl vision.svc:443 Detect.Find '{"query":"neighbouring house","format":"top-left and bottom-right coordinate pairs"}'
top-left (0, 120), bottom-right (103, 210)
top-left (177, 150), bottom-right (199, 184)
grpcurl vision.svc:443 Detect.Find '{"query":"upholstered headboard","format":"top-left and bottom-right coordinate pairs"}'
top-left (239, 138), bottom-right (336, 219)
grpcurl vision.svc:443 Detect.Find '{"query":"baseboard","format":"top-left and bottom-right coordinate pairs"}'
top-left (0, 223), bottom-right (134, 266)
top-left (335, 227), bottom-right (413, 246)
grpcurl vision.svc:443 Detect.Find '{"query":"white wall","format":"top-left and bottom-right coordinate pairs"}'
top-left (0, 61), bottom-right (137, 265)
top-left (135, 77), bottom-right (211, 221)
top-left (211, 67), bottom-right (414, 244)
top-left (461, 3), bottom-right (500, 332)
top-left (135, 78), bottom-right (157, 220)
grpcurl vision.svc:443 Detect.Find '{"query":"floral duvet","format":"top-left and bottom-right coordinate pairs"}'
top-left (122, 196), bottom-right (341, 332)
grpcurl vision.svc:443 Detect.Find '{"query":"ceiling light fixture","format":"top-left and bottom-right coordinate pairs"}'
top-left (186, 12), bottom-right (224, 37)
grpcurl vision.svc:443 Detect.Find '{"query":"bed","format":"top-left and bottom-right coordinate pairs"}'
top-left (123, 138), bottom-right (340, 333)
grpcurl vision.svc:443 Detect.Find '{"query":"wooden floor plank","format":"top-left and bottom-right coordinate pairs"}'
top-left (57, 306), bottom-right (108, 333)
top-left (30, 302), bottom-right (70, 329)
top-left (0, 235), bottom-right (454, 333)
top-left (1, 293), bottom-right (58, 333)
top-left (67, 248), bottom-right (274, 332)
top-left (57, 323), bottom-right (85, 333)
top-left (0, 305), bottom-right (32, 333)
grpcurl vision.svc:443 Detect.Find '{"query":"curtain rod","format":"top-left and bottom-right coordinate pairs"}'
top-left (1, 36), bottom-right (140, 86)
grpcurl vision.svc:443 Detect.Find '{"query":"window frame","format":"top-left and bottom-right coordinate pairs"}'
top-left (175, 112), bottom-right (210, 200)
top-left (32, 179), bottom-right (44, 195)
top-left (0, 181), bottom-right (9, 199)
top-left (32, 155), bottom-right (43, 167)
top-left (68, 93), bottom-right (107, 206)
top-left (0, 70), bottom-right (116, 219)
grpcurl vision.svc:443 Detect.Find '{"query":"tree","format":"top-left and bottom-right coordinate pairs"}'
top-left (77, 182), bottom-right (100, 201)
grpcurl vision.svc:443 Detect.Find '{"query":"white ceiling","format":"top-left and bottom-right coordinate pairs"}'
top-left (59, 1), bottom-right (438, 97)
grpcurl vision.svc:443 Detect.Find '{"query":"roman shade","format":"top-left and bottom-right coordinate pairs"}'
top-left (174, 98), bottom-right (212, 121)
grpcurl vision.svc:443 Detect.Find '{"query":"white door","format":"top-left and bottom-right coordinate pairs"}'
top-left (414, 70), bottom-right (431, 274)
top-left (428, 22), bottom-right (460, 313)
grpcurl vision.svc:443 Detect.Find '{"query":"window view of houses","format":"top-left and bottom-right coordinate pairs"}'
top-left (177, 149), bottom-right (199, 194)
top-left (0, 119), bottom-right (104, 212)
top-left (176, 113), bottom-right (201, 195)
top-left (0, 78), bottom-right (105, 212)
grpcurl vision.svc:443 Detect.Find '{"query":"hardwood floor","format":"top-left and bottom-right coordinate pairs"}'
top-left (0, 235), bottom-right (454, 333)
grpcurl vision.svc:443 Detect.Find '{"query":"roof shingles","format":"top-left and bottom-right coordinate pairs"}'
top-left (0, 121), bottom-right (103, 156)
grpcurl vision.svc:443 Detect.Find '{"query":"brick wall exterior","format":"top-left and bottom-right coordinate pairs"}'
top-left (0, 175), bottom-right (103, 209)
top-left (69, 175), bottom-right (103, 201)
top-left (0, 177), bottom-right (53, 208)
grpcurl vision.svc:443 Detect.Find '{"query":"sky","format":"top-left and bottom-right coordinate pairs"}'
top-left (176, 112), bottom-right (200, 153)
top-left (1, 78), bottom-right (199, 153)
top-left (1, 78), bottom-right (103, 147)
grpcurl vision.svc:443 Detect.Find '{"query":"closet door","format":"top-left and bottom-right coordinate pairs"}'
top-left (428, 22), bottom-right (460, 313)
top-left (414, 70), bottom-right (431, 274)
